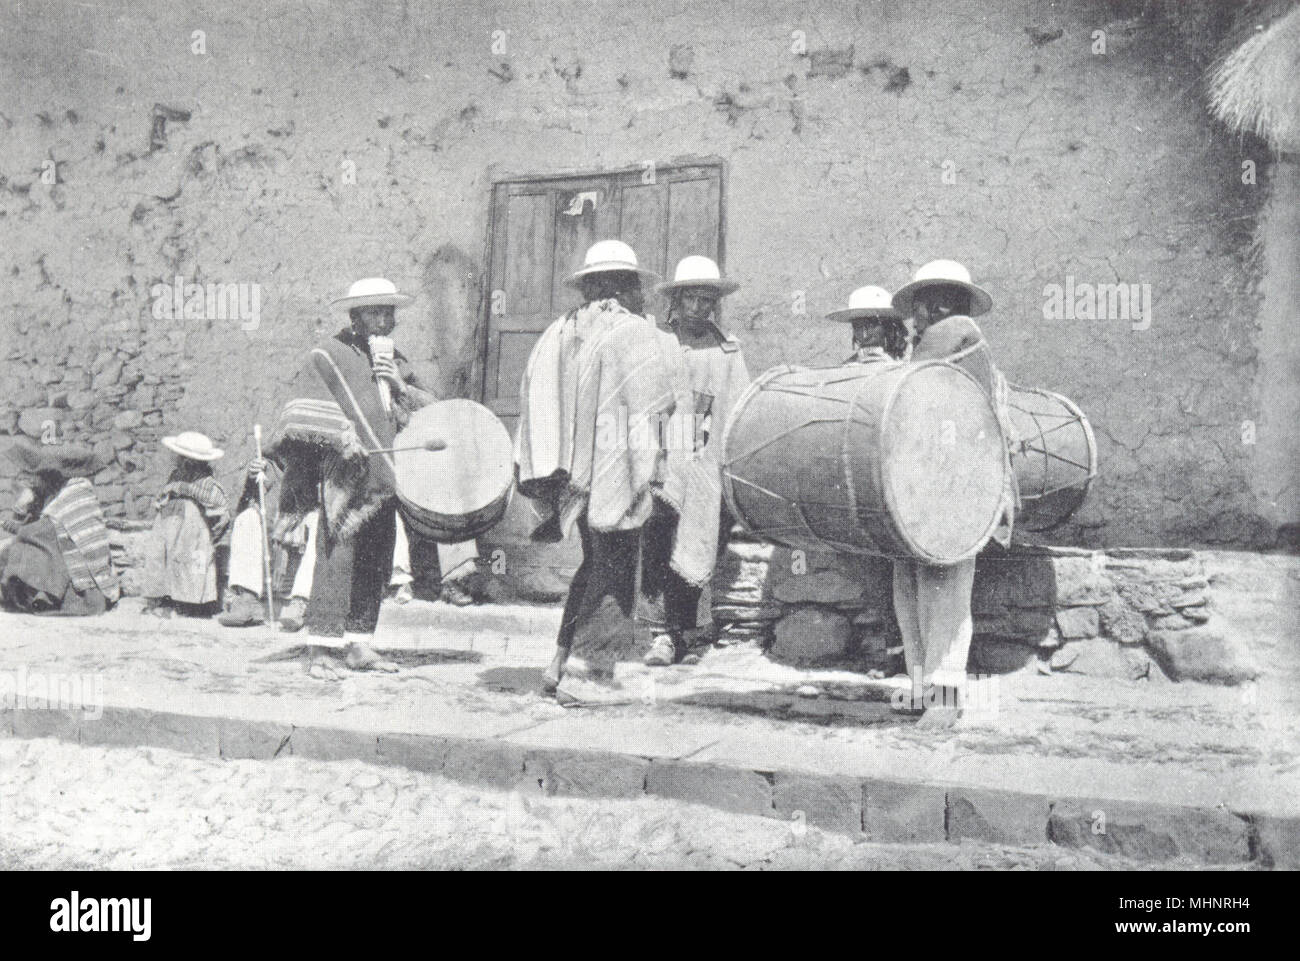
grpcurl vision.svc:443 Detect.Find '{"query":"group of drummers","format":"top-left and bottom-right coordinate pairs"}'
top-left (0, 240), bottom-right (1017, 727)
top-left (515, 241), bottom-right (1013, 727)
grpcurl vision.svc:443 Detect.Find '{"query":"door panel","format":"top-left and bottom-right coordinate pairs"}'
top-left (492, 330), bottom-right (542, 418)
top-left (502, 191), bottom-right (553, 326)
top-left (551, 184), bottom-right (606, 320)
top-left (619, 181), bottom-right (669, 321)
top-left (666, 175), bottom-right (722, 270)
top-left (481, 163), bottom-right (724, 418)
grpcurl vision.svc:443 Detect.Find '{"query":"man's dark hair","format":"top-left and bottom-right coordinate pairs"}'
top-left (854, 317), bottom-right (910, 359)
top-left (920, 284), bottom-right (972, 316)
top-left (881, 317), bottom-right (910, 358)
top-left (579, 270), bottom-right (641, 303)
top-left (578, 271), bottom-right (645, 315)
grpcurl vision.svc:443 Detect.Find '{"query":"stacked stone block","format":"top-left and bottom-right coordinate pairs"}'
top-left (710, 533), bottom-right (1258, 685)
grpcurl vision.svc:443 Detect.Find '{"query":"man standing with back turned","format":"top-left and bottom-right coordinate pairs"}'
top-left (515, 240), bottom-right (681, 706)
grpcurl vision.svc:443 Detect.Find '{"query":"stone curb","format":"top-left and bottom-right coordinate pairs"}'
top-left (2, 703), bottom-right (1293, 868)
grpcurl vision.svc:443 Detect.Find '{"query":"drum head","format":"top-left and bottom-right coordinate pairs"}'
top-left (394, 400), bottom-right (513, 517)
top-left (878, 363), bottom-right (1007, 563)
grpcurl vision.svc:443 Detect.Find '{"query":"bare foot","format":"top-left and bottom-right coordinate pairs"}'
top-left (542, 648), bottom-right (568, 694)
top-left (307, 653), bottom-right (345, 681)
top-left (915, 707), bottom-right (961, 730)
top-left (554, 673), bottom-right (632, 708)
top-left (344, 641), bottom-right (398, 673)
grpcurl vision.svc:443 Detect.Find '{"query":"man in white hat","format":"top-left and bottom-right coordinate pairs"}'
top-left (892, 259), bottom-right (996, 390)
top-left (640, 255), bottom-right (750, 668)
top-left (889, 261), bottom-right (1013, 728)
top-left (827, 285), bottom-right (910, 365)
top-left (237, 277), bottom-right (477, 670)
top-left (515, 240), bottom-right (681, 704)
top-left (141, 431), bottom-right (230, 617)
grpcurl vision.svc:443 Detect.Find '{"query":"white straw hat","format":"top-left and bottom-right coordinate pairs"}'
top-left (563, 240), bottom-right (659, 288)
top-left (826, 285), bottom-right (902, 323)
top-left (329, 277), bottom-right (414, 312)
top-left (891, 260), bottom-right (992, 318)
top-left (162, 431), bottom-right (224, 462)
top-left (657, 255), bottom-right (740, 296)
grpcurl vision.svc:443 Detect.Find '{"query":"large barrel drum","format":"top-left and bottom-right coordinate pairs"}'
top-left (1006, 384), bottom-right (1097, 532)
top-left (721, 361), bottom-right (1008, 565)
top-left (394, 400), bottom-right (513, 543)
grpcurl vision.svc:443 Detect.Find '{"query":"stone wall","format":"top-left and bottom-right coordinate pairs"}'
top-left (4, 329), bottom-right (197, 520)
top-left (0, 0), bottom-right (1286, 550)
top-left (713, 536), bottom-right (1260, 685)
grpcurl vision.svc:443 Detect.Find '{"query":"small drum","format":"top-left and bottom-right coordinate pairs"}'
top-left (1006, 384), bottom-right (1097, 532)
top-left (722, 361), bottom-right (1008, 565)
top-left (394, 400), bottom-right (513, 543)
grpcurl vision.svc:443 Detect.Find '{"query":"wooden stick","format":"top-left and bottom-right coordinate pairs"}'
top-left (253, 424), bottom-right (277, 628)
top-left (366, 439), bottom-right (448, 455)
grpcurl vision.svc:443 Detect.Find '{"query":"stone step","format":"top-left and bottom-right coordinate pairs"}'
top-left (3, 700), bottom-right (1294, 867)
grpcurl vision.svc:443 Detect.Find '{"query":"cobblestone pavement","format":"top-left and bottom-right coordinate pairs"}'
top-left (0, 738), bottom-right (1200, 871)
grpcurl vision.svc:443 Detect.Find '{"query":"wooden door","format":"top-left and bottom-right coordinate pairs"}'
top-left (480, 162), bottom-right (725, 426)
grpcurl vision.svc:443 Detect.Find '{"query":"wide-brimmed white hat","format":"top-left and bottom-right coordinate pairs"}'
top-left (329, 277), bottom-right (414, 312)
top-left (657, 255), bottom-right (740, 296)
top-left (827, 285), bottom-right (902, 323)
top-left (891, 260), bottom-right (992, 318)
top-left (162, 431), bottom-right (224, 462)
top-left (563, 240), bottom-right (659, 289)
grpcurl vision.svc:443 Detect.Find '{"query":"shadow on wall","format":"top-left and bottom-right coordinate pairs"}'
top-left (419, 244), bottom-right (482, 401)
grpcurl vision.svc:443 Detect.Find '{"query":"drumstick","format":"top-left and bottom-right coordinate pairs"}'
top-left (367, 439), bottom-right (448, 455)
top-left (253, 424), bottom-right (278, 629)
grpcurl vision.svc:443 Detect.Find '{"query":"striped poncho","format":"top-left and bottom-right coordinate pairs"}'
top-left (266, 330), bottom-right (429, 546)
top-left (43, 477), bottom-right (120, 603)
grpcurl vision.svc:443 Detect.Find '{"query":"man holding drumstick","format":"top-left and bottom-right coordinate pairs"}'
top-left (240, 278), bottom-right (478, 671)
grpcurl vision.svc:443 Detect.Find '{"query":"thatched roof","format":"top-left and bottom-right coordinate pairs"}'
top-left (1208, 0), bottom-right (1300, 153)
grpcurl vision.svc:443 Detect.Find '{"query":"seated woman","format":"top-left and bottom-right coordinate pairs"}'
top-left (0, 437), bottom-right (120, 615)
top-left (141, 432), bottom-right (230, 617)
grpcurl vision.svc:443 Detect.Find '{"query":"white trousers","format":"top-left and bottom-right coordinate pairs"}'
top-left (891, 557), bottom-right (976, 690)
top-left (390, 513), bottom-right (413, 588)
top-left (230, 508), bottom-right (478, 597)
top-left (227, 508), bottom-right (318, 600)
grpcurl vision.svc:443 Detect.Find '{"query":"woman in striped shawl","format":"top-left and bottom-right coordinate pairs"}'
top-left (0, 437), bottom-right (119, 616)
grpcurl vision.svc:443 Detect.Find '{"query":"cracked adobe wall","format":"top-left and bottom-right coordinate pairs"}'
top-left (0, 0), bottom-right (1280, 548)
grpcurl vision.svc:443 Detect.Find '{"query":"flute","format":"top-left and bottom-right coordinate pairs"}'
top-left (369, 334), bottom-right (394, 413)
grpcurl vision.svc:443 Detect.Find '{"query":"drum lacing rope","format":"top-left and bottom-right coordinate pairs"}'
top-left (1009, 385), bottom-right (1099, 496)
